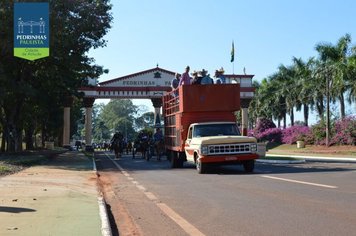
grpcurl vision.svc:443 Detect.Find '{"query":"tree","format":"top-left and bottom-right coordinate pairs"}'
top-left (135, 112), bottom-right (155, 131)
top-left (99, 99), bottom-right (137, 141)
top-left (346, 45), bottom-right (356, 112)
top-left (292, 57), bottom-right (315, 126)
top-left (315, 34), bottom-right (352, 119)
top-left (0, 1), bottom-right (112, 152)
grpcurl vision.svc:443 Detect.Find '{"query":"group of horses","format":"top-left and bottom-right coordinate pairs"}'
top-left (111, 138), bottom-right (165, 161)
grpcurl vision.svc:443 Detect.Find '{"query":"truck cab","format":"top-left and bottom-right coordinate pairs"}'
top-left (185, 122), bottom-right (257, 173)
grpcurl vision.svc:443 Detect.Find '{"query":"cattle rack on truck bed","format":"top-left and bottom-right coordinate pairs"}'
top-left (162, 84), bottom-right (241, 160)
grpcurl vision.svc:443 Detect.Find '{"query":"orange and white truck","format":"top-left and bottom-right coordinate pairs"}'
top-left (162, 84), bottom-right (259, 174)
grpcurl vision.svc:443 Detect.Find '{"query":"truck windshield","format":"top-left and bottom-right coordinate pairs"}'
top-left (193, 124), bottom-right (241, 137)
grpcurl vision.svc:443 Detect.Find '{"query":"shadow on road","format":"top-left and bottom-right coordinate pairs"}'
top-left (94, 151), bottom-right (356, 175)
top-left (0, 206), bottom-right (36, 213)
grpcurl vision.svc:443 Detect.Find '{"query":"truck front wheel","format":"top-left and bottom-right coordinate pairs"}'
top-left (243, 160), bottom-right (255, 173)
top-left (196, 159), bottom-right (207, 174)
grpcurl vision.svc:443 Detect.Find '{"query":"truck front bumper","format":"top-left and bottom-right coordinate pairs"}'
top-left (198, 153), bottom-right (259, 164)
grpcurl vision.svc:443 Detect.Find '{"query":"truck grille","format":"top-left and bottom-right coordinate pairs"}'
top-left (208, 143), bottom-right (252, 155)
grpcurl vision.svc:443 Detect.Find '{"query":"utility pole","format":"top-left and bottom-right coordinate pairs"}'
top-left (325, 66), bottom-right (331, 147)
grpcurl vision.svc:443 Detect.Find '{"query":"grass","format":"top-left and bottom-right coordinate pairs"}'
top-left (1, 155), bottom-right (48, 166)
top-left (0, 149), bottom-right (66, 176)
top-left (0, 165), bottom-right (12, 173)
top-left (82, 151), bottom-right (94, 159)
top-left (267, 144), bottom-right (356, 157)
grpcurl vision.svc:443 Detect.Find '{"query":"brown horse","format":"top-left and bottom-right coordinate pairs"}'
top-left (126, 142), bottom-right (133, 154)
top-left (154, 140), bottom-right (165, 161)
top-left (133, 139), bottom-right (150, 160)
top-left (112, 139), bottom-right (124, 159)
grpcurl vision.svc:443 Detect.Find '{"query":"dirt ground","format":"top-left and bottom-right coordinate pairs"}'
top-left (97, 171), bottom-right (143, 236)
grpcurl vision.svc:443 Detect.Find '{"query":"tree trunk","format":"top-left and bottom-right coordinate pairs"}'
top-left (25, 124), bottom-right (35, 150)
top-left (3, 97), bottom-right (24, 152)
top-left (303, 104), bottom-right (309, 126)
top-left (1, 131), bottom-right (5, 152)
top-left (317, 97), bottom-right (324, 120)
top-left (283, 113), bottom-right (287, 129)
top-left (290, 108), bottom-right (294, 127)
top-left (339, 94), bottom-right (345, 119)
top-left (16, 128), bottom-right (23, 151)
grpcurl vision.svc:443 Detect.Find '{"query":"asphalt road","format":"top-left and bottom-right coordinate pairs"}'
top-left (96, 151), bottom-right (356, 236)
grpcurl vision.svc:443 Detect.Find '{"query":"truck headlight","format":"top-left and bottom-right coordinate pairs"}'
top-left (200, 145), bottom-right (208, 155)
top-left (250, 143), bottom-right (257, 152)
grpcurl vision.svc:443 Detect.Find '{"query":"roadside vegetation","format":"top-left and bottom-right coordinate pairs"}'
top-left (0, 150), bottom-right (65, 176)
top-left (249, 117), bottom-right (356, 146)
top-left (267, 144), bottom-right (356, 157)
top-left (248, 34), bottom-right (356, 147)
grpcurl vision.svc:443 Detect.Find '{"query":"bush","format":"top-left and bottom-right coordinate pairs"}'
top-left (282, 125), bottom-right (313, 144)
top-left (330, 116), bottom-right (356, 145)
top-left (311, 121), bottom-right (328, 145)
top-left (254, 118), bottom-right (276, 133)
top-left (255, 128), bottom-right (282, 143)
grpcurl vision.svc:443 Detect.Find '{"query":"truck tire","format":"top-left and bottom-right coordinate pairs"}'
top-left (243, 160), bottom-right (255, 173)
top-left (177, 152), bottom-right (185, 168)
top-left (170, 151), bottom-right (178, 168)
top-left (196, 159), bottom-right (207, 174)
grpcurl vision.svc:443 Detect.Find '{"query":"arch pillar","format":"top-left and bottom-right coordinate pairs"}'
top-left (241, 99), bottom-right (252, 136)
top-left (83, 98), bottom-right (95, 151)
top-left (62, 96), bottom-right (73, 148)
top-left (151, 98), bottom-right (162, 128)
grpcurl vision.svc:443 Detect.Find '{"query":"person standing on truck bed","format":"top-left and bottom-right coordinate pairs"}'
top-left (171, 73), bottom-right (180, 96)
top-left (200, 69), bottom-right (213, 84)
top-left (179, 65), bottom-right (191, 85)
top-left (191, 70), bottom-right (201, 85)
top-left (214, 67), bottom-right (226, 84)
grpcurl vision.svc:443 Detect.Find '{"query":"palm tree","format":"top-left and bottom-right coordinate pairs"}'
top-left (292, 57), bottom-right (315, 126)
top-left (311, 59), bottom-right (331, 120)
top-left (251, 77), bottom-right (284, 126)
top-left (315, 34), bottom-right (352, 119)
top-left (346, 45), bottom-right (356, 112)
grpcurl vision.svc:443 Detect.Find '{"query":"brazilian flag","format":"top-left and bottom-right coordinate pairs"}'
top-left (231, 41), bottom-right (235, 63)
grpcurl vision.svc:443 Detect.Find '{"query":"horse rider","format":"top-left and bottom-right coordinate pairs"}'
top-left (111, 131), bottom-right (123, 150)
top-left (138, 130), bottom-right (149, 142)
top-left (153, 128), bottom-right (164, 145)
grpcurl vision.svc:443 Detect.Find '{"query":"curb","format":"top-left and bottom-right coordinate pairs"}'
top-left (257, 159), bottom-right (306, 164)
top-left (93, 154), bottom-right (113, 236)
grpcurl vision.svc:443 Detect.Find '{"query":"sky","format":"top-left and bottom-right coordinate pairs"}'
top-left (89, 0), bottom-right (356, 123)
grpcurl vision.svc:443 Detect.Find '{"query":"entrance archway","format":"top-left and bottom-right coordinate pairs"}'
top-left (63, 66), bottom-right (255, 150)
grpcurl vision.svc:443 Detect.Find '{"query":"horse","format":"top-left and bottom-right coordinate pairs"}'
top-left (112, 138), bottom-right (124, 159)
top-left (126, 142), bottom-right (132, 154)
top-left (154, 139), bottom-right (165, 161)
top-left (132, 139), bottom-right (150, 160)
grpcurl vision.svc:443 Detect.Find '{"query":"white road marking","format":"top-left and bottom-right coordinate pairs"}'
top-left (157, 203), bottom-right (206, 236)
top-left (262, 175), bottom-right (338, 189)
top-left (144, 191), bottom-right (158, 201)
top-left (104, 152), bottom-right (206, 236)
top-left (136, 185), bottom-right (147, 192)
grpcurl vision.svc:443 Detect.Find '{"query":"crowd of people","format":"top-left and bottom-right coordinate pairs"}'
top-left (171, 66), bottom-right (226, 92)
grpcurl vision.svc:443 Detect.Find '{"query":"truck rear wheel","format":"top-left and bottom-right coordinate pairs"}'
top-left (243, 160), bottom-right (255, 173)
top-left (177, 152), bottom-right (185, 168)
top-left (170, 151), bottom-right (178, 168)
